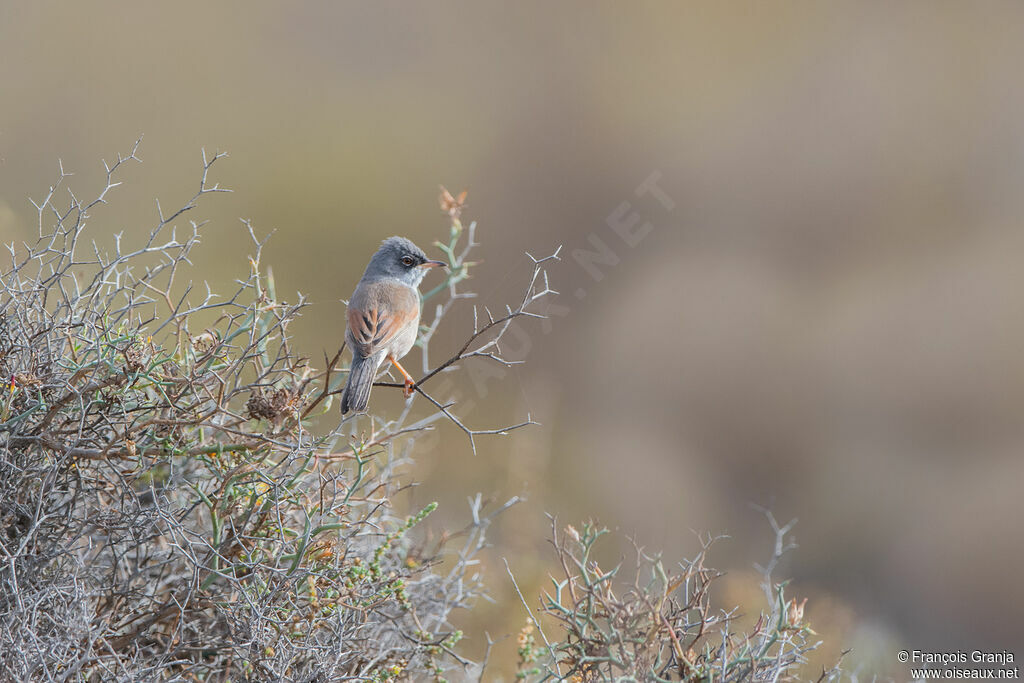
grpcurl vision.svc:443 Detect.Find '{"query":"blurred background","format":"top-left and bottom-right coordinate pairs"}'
top-left (3, 2), bottom-right (1023, 677)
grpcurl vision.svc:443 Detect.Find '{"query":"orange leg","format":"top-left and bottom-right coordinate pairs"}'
top-left (388, 354), bottom-right (416, 398)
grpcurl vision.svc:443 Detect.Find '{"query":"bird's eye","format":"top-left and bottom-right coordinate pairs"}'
top-left (401, 256), bottom-right (415, 267)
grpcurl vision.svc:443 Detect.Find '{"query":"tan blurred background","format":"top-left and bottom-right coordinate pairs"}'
top-left (3, 2), bottom-right (1024, 677)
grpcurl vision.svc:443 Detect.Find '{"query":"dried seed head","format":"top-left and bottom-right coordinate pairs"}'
top-left (123, 342), bottom-right (146, 373)
top-left (439, 185), bottom-right (468, 219)
top-left (191, 331), bottom-right (218, 354)
top-left (245, 387), bottom-right (297, 421)
top-left (787, 597), bottom-right (808, 627)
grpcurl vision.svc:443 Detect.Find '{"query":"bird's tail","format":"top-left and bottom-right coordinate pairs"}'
top-left (341, 353), bottom-right (382, 414)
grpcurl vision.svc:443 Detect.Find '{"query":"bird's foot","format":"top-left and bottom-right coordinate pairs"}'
top-left (403, 377), bottom-right (415, 398)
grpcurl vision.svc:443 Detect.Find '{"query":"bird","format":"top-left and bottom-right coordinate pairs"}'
top-left (340, 236), bottom-right (447, 414)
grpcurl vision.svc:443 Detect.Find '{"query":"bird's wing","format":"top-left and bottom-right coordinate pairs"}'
top-left (346, 281), bottom-right (419, 358)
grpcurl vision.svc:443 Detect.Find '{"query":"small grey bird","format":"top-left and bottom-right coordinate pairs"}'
top-left (341, 236), bottom-right (447, 414)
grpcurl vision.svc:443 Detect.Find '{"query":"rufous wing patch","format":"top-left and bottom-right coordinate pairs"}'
top-left (347, 304), bottom-right (416, 357)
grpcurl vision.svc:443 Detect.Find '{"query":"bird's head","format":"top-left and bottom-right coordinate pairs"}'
top-left (365, 236), bottom-right (447, 287)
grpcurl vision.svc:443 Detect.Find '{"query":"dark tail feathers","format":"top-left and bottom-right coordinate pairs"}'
top-left (341, 353), bottom-right (381, 414)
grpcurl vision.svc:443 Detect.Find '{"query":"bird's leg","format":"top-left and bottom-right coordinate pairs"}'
top-left (388, 355), bottom-right (416, 398)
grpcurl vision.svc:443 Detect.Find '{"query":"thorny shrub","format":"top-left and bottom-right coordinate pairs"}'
top-left (0, 141), bottom-right (844, 682)
top-left (507, 513), bottom-right (845, 682)
top-left (0, 141), bottom-right (553, 681)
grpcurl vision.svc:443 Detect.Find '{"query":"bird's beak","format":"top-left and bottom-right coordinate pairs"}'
top-left (420, 259), bottom-right (448, 269)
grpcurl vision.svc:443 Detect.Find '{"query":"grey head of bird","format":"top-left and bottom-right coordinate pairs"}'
top-left (362, 236), bottom-right (447, 288)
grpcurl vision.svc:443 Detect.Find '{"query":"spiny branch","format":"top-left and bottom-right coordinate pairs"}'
top-left (369, 246), bottom-right (560, 453)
